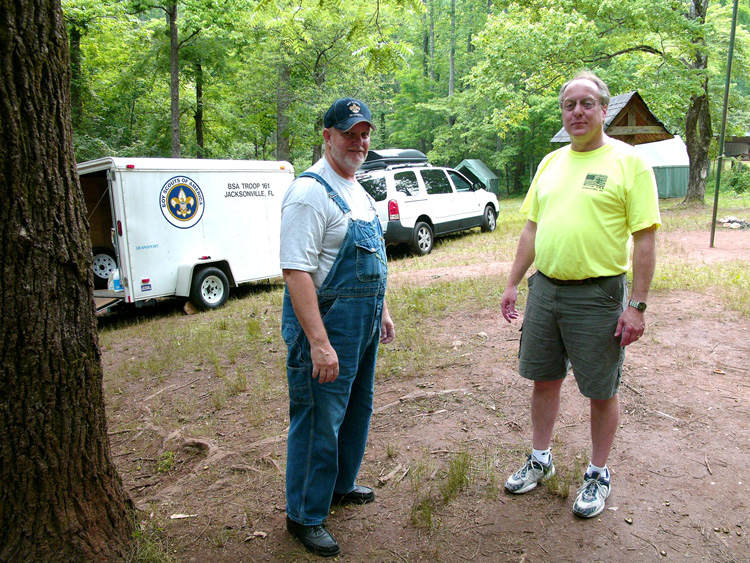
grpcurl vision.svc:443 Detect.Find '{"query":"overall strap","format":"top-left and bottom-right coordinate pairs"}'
top-left (299, 171), bottom-right (351, 215)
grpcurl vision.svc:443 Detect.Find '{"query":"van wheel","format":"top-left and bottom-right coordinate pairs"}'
top-left (190, 267), bottom-right (230, 310)
top-left (92, 246), bottom-right (117, 289)
top-left (411, 222), bottom-right (434, 255)
top-left (481, 206), bottom-right (497, 232)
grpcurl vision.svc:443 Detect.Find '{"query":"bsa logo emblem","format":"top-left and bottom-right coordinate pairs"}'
top-left (160, 176), bottom-right (205, 229)
top-left (348, 101), bottom-right (361, 115)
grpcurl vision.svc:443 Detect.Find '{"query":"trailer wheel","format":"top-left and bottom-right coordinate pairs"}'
top-left (92, 246), bottom-right (117, 289)
top-left (190, 267), bottom-right (230, 310)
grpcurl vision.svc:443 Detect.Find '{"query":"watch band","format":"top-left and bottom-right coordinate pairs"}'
top-left (628, 299), bottom-right (647, 312)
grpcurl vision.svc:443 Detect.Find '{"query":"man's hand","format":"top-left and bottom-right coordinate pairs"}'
top-left (614, 307), bottom-right (645, 347)
top-left (500, 220), bottom-right (536, 323)
top-left (380, 302), bottom-right (395, 344)
top-left (501, 285), bottom-right (520, 323)
top-left (311, 341), bottom-right (339, 383)
top-left (617, 225), bottom-right (656, 347)
top-left (283, 268), bottom-right (340, 383)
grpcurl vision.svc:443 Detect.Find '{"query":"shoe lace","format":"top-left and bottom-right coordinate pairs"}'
top-left (517, 458), bottom-right (538, 478)
top-left (577, 477), bottom-right (604, 501)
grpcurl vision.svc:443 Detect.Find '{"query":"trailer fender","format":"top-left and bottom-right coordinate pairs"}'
top-left (176, 261), bottom-right (235, 297)
top-left (175, 264), bottom-right (196, 297)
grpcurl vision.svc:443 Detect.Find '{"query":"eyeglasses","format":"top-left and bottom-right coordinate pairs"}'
top-left (561, 98), bottom-right (599, 112)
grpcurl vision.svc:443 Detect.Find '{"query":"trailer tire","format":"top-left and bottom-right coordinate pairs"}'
top-left (92, 246), bottom-right (117, 289)
top-left (190, 267), bottom-right (230, 310)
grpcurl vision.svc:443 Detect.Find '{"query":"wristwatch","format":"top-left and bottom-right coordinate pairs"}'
top-left (628, 299), bottom-right (647, 312)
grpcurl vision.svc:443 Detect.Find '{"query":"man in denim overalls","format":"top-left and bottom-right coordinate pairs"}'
top-left (280, 98), bottom-right (395, 557)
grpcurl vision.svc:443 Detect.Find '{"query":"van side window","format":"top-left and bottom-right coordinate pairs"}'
top-left (421, 169), bottom-right (453, 195)
top-left (448, 171), bottom-right (472, 192)
top-left (358, 175), bottom-right (387, 202)
top-left (394, 171), bottom-right (419, 196)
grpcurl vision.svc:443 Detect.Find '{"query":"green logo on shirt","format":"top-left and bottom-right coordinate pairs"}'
top-left (582, 173), bottom-right (608, 192)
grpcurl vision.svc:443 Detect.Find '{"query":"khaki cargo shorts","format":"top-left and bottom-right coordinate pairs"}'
top-left (518, 271), bottom-right (627, 400)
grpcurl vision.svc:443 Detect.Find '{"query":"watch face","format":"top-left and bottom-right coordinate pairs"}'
top-left (630, 300), bottom-right (646, 311)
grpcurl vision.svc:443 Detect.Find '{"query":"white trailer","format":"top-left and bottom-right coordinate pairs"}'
top-left (79, 157), bottom-right (294, 312)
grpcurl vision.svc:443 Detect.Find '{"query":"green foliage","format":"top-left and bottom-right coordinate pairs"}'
top-left (63, 0), bottom-right (750, 192)
top-left (724, 164), bottom-right (750, 194)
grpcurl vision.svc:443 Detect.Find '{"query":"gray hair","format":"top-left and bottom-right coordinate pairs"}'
top-left (559, 71), bottom-right (611, 107)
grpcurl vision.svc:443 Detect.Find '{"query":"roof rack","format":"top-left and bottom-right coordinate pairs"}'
top-left (358, 148), bottom-right (428, 171)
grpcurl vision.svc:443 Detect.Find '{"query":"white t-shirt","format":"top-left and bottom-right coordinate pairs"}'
top-left (280, 157), bottom-right (376, 288)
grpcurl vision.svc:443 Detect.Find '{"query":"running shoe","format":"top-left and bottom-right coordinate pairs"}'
top-left (505, 454), bottom-right (556, 494)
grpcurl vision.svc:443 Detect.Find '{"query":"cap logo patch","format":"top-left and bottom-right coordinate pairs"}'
top-left (348, 101), bottom-right (361, 115)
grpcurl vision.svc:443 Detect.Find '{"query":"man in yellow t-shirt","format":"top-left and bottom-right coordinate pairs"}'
top-left (500, 71), bottom-right (661, 518)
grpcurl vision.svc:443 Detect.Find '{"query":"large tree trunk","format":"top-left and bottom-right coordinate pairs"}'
top-left (683, 0), bottom-right (712, 204)
top-left (683, 81), bottom-right (712, 204)
top-left (168, 1), bottom-right (180, 158)
top-left (0, 1), bottom-right (135, 561)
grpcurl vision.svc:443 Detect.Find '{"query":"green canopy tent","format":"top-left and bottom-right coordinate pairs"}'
top-left (455, 159), bottom-right (500, 197)
top-left (633, 136), bottom-right (689, 198)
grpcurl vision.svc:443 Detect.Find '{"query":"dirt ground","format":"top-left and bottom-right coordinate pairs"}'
top-left (103, 228), bottom-right (750, 563)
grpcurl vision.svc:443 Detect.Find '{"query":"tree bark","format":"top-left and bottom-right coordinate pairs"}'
top-left (194, 61), bottom-right (204, 159)
top-left (448, 0), bottom-right (456, 127)
top-left (683, 0), bottom-right (712, 204)
top-left (168, 1), bottom-right (180, 158)
top-left (69, 25), bottom-right (82, 129)
top-left (0, 1), bottom-right (135, 561)
top-left (429, 0), bottom-right (435, 81)
top-left (683, 79), bottom-right (712, 204)
top-left (276, 63), bottom-right (291, 163)
top-left (422, 10), bottom-right (429, 77)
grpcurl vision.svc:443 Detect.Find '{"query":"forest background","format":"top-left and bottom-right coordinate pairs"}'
top-left (63, 0), bottom-right (750, 199)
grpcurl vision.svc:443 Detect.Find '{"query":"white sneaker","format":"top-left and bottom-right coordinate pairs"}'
top-left (572, 470), bottom-right (611, 518)
top-left (505, 454), bottom-right (555, 494)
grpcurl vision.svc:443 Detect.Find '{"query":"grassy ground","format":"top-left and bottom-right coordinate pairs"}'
top-left (98, 192), bottom-right (749, 562)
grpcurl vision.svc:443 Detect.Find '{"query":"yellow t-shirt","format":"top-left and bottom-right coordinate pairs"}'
top-left (521, 139), bottom-right (661, 280)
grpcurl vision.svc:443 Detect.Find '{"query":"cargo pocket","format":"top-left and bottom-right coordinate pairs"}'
top-left (287, 367), bottom-right (313, 406)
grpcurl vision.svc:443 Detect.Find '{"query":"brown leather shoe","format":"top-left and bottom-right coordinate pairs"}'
top-left (331, 484), bottom-right (375, 506)
top-left (286, 516), bottom-right (340, 557)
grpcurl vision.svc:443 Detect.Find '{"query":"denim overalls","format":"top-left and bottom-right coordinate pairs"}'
top-left (282, 172), bottom-right (388, 526)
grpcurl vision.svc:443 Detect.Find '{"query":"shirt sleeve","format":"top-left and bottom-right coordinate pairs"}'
top-left (626, 157), bottom-right (662, 234)
top-left (279, 180), bottom-right (328, 272)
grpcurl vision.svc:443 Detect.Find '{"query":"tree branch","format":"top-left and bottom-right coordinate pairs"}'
top-left (585, 45), bottom-right (663, 63)
top-left (178, 29), bottom-right (201, 49)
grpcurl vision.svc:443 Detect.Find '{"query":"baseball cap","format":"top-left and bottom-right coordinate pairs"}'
top-left (323, 98), bottom-right (376, 132)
